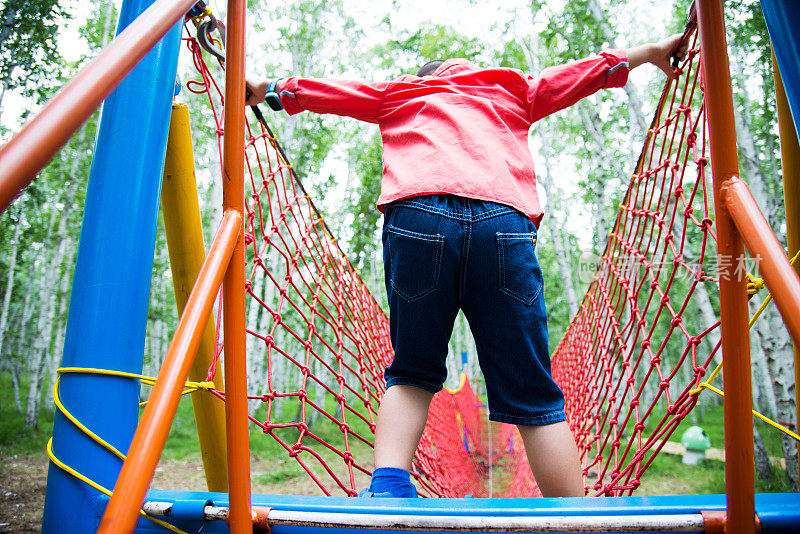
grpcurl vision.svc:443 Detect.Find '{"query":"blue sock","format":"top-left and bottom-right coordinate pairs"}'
top-left (368, 467), bottom-right (418, 498)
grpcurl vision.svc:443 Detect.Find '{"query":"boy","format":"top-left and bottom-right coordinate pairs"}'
top-left (246, 33), bottom-right (687, 498)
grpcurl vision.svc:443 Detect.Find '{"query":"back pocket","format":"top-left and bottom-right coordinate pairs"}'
top-left (386, 225), bottom-right (444, 302)
top-left (497, 232), bottom-right (543, 306)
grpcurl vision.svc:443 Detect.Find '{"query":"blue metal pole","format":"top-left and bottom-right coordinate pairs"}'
top-left (761, 0), bottom-right (800, 140)
top-left (41, 1), bottom-right (182, 531)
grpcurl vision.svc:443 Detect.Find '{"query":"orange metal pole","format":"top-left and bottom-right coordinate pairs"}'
top-left (0, 0), bottom-right (196, 214)
top-left (222, 0), bottom-right (251, 531)
top-left (696, 1), bottom-right (755, 533)
top-left (725, 180), bottom-right (800, 344)
top-left (96, 210), bottom-right (241, 533)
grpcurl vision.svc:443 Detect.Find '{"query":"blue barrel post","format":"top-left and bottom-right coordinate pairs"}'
top-left (41, 1), bottom-right (183, 531)
top-left (761, 0), bottom-right (800, 137)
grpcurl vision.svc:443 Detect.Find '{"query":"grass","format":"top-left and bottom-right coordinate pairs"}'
top-left (640, 448), bottom-right (793, 495)
top-left (252, 466), bottom-right (305, 485)
top-left (636, 395), bottom-right (795, 494)
top-left (1, 369), bottom-right (795, 498)
top-left (646, 395), bottom-right (790, 459)
top-left (0, 373), bottom-right (56, 455)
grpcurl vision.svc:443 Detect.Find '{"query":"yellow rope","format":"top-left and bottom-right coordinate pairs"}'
top-left (48, 367), bottom-right (217, 533)
top-left (52, 375), bottom-right (126, 460)
top-left (58, 367), bottom-right (216, 406)
top-left (689, 249), bottom-right (800, 443)
top-left (747, 249), bottom-right (800, 295)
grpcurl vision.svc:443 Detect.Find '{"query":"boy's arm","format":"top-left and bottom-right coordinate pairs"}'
top-left (526, 50), bottom-right (631, 123)
top-left (245, 77), bottom-right (390, 123)
top-left (527, 33), bottom-right (687, 123)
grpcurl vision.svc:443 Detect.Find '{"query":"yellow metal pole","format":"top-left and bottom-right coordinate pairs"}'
top-left (772, 50), bottom-right (800, 485)
top-left (162, 102), bottom-right (229, 492)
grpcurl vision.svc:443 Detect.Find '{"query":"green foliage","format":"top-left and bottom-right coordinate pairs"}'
top-left (537, 233), bottom-right (575, 354)
top-left (346, 131), bottom-right (383, 270)
top-left (79, 0), bottom-right (118, 53)
top-left (539, 0), bottom-right (607, 62)
top-left (725, 0), bottom-right (784, 233)
top-left (0, 0), bottom-right (70, 102)
top-left (372, 23), bottom-right (489, 78)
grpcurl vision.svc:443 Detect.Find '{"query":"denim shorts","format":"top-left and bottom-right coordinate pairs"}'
top-left (382, 194), bottom-right (566, 426)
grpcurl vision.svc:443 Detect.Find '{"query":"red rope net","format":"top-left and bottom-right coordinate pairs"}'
top-left (552, 29), bottom-right (722, 496)
top-left (183, 19), bottom-right (714, 498)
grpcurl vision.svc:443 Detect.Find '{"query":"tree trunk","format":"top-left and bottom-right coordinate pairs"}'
top-left (749, 316), bottom-right (778, 420)
top-left (16, 256), bottom-right (36, 424)
top-left (44, 241), bottom-right (76, 411)
top-left (25, 207), bottom-right (62, 428)
top-left (0, 80), bottom-right (7, 124)
top-left (537, 129), bottom-right (579, 316)
top-left (10, 359), bottom-right (22, 411)
top-left (586, 0), bottom-right (648, 137)
top-left (0, 212), bottom-right (21, 358)
top-left (753, 423), bottom-right (773, 481)
top-left (729, 42), bottom-right (784, 240)
top-left (753, 298), bottom-right (798, 489)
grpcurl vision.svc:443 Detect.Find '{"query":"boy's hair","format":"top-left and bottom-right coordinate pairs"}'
top-left (416, 60), bottom-right (446, 77)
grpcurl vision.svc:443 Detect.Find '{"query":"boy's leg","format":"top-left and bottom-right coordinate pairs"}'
top-left (364, 196), bottom-right (461, 497)
top-left (459, 201), bottom-right (581, 497)
top-left (374, 385), bottom-right (435, 470)
top-left (517, 421), bottom-right (584, 497)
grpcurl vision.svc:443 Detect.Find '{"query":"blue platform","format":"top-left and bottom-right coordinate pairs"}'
top-left (116, 491), bottom-right (800, 533)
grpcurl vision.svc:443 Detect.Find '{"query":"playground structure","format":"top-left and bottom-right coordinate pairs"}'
top-left (0, 0), bottom-right (800, 532)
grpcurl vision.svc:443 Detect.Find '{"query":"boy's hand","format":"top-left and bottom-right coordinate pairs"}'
top-left (651, 33), bottom-right (689, 79)
top-left (246, 78), bottom-right (268, 106)
top-left (626, 33), bottom-right (689, 79)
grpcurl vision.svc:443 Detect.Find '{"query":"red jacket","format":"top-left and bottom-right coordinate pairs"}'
top-left (277, 51), bottom-right (629, 225)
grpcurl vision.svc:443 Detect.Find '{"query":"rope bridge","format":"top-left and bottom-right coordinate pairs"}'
top-left (184, 16), bottom-right (539, 497)
top-left (177, 16), bottom-right (794, 499)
